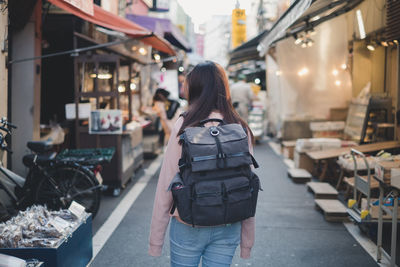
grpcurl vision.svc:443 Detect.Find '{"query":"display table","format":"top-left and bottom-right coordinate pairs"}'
top-left (78, 125), bottom-right (143, 193)
top-left (374, 175), bottom-right (399, 266)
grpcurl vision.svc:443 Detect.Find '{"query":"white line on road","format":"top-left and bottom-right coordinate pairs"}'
top-left (268, 141), bottom-right (282, 156)
top-left (343, 222), bottom-right (390, 266)
top-left (90, 155), bottom-right (164, 262)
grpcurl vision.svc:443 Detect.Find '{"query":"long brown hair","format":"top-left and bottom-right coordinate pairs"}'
top-left (178, 61), bottom-right (253, 141)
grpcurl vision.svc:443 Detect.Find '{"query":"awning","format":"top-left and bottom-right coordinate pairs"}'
top-left (47, 0), bottom-right (176, 55)
top-left (126, 14), bottom-right (192, 52)
top-left (257, 0), bottom-right (362, 56)
top-left (228, 30), bottom-right (268, 66)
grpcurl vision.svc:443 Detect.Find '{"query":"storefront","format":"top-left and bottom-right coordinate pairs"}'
top-left (258, 0), bottom-right (395, 143)
top-left (8, 0), bottom-right (175, 192)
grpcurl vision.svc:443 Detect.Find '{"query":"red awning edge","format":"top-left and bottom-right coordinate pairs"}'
top-left (47, 0), bottom-right (176, 55)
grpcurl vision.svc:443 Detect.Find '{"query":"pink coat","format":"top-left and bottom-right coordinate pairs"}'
top-left (148, 112), bottom-right (255, 259)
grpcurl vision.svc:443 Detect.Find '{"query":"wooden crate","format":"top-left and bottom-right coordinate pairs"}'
top-left (315, 199), bottom-right (348, 222)
top-left (307, 182), bottom-right (338, 199)
top-left (288, 168), bottom-right (312, 183)
top-left (374, 160), bottom-right (400, 183)
top-left (294, 150), bottom-right (314, 173)
top-left (361, 198), bottom-right (400, 219)
top-left (281, 141), bottom-right (296, 160)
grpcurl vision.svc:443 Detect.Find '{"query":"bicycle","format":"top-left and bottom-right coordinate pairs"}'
top-left (0, 117), bottom-right (102, 220)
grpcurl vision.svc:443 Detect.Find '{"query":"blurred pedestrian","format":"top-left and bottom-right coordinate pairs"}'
top-left (230, 74), bottom-right (255, 122)
top-left (149, 61), bottom-right (256, 266)
top-left (153, 88), bottom-right (181, 145)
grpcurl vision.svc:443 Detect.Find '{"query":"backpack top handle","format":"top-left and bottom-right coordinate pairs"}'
top-left (199, 118), bottom-right (225, 126)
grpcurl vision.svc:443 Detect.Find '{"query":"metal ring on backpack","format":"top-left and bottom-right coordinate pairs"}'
top-left (210, 129), bottom-right (220, 136)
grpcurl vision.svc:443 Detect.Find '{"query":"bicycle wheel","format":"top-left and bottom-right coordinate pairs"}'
top-left (34, 164), bottom-right (101, 218)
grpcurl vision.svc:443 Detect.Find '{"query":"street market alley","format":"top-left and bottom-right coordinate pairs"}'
top-left (90, 141), bottom-right (378, 267)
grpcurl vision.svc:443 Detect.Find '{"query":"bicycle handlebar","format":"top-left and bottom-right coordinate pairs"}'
top-left (0, 117), bottom-right (17, 129)
top-left (0, 126), bottom-right (10, 134)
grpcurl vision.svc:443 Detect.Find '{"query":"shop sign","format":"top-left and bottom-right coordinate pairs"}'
top-left (89, 110), bottom-right (123, 134)
top-left (63, 0), bottom-right (94, 16)
top-left (231, 8), bottom-right (246, 49)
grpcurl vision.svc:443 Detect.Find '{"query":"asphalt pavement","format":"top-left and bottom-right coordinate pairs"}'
top-left (90, 141), bottom-right (378, 267)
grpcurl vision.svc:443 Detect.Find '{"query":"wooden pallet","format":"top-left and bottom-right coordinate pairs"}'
top-left (315, 199), bottom-right (349, 222)
top-left (307, 182), bottom-right (338, 199)
top-left (288, 168), bottom-right (312, 183)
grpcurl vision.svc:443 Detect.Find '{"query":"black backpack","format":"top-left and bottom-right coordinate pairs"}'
top-left (166, 99), bottom-right (180, 120)
top-left (170, 118), bottom-right (260, 226)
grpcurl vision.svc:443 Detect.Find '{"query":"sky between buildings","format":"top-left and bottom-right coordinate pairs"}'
top-left (177, 0), bottom-right (252, 29)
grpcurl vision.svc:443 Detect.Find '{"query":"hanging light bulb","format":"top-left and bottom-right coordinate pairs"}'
top-left (154, 54), bottom-right (161, 61)
top-left (332, 69), bottom-right (339, 76)
top-left (118, 85), bottom-right (126, 93)
top-left (297, 67), bottom-right (309, 77)
top-left (335, 80), bottom-right (342, 86)
top-left (294, 37), bottom-right (303, 45)
top-left (367, 44), bottom-right (376, 51)
top-left (340, 64), bottom-right (347, 70)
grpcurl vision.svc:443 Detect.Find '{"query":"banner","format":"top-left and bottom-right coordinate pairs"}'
top-left (232, 8), bottom-right (246, 49)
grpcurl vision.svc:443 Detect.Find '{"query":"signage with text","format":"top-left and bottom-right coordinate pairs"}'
top-left (231, 8), bottom-right (247, 49)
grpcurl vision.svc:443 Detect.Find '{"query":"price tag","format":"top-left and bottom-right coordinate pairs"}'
top-left (49, 217), bottom-right (70, 233)
top-left (95, 172), bottom-right (103, 184)
top-left (68, 201), bottom-right (86, 219)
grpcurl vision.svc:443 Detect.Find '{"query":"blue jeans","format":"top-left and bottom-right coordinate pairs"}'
top-left (169, 217), bottom-right (241, 267)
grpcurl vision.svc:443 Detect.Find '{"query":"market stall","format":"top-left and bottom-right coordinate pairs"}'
top-left (39, 8), bottom-right (175, 194)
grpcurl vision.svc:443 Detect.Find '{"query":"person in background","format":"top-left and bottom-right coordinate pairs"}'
top-left (178, 73), bottom-right (186, 99)
top-left (153, 88), bottom-right (181, 145)
top-left (230, 74), bottom-right (255, 122)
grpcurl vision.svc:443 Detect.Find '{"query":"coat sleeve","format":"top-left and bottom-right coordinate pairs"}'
top-left (240, 133), bottom-right (256, 258)
top-left (148, 117), bottom-right (183, 256)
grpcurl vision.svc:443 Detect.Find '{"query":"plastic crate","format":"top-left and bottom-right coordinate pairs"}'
top-left (56, 148), bottom-right (115, 165)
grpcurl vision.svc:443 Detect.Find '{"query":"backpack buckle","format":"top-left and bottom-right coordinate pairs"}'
top-left (209, 127), bottom-right (220, 137)
top-left (217, 153), bottom-right (226, 159)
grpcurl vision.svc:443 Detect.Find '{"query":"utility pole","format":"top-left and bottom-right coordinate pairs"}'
top-left (257, 0), bottom-right (266, 33)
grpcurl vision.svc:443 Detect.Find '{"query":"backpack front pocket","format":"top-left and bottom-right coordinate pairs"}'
top-left (171, 185), bottom-right (192, 223)
top-left (192, 181), bottom-right (224, 226)
top-left (224, 176), bottom-right (253, 223)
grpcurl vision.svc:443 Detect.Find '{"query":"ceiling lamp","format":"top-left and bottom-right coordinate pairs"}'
top-left (356, 10), bottom-right (366, 39)
top-left (367, 43), bottom-right (376, 51)
top-left (294, 34), bottom-right (303, 45)
top-left (297, 67), bottom-right (309, 77)
top-left (139, 47), bottom-right (147, 55)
